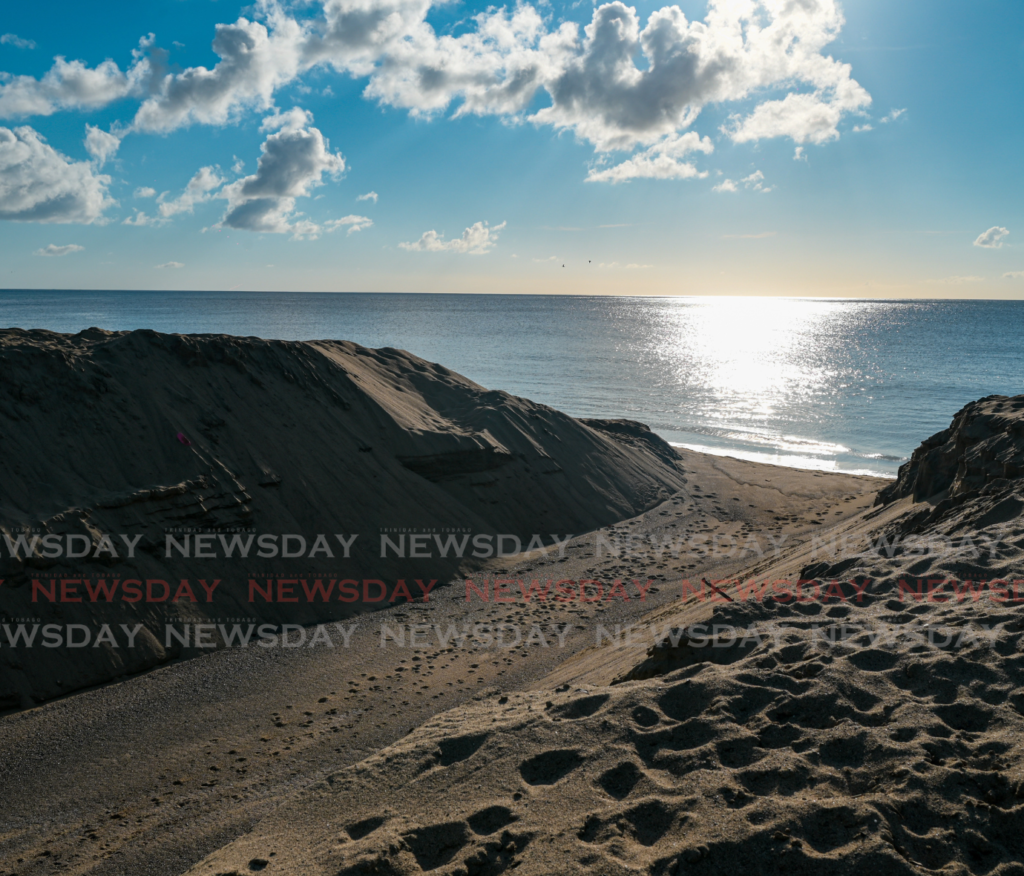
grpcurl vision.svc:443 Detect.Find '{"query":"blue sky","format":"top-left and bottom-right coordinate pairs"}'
top-left (1, 0), bottom-right (1021, 296)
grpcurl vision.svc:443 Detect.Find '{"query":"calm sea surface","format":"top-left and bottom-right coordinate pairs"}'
top-left (3, 291), bottom-right (1023, 477)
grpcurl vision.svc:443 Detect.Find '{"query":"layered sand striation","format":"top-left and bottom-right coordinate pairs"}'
top-left (0, 328), bottom-right (686, 706)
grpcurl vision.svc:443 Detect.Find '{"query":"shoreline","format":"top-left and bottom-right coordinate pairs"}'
top-left (669, 439), bottom-right (901, 479)
top-left (0, 447), bottom-right (884, 875)
top-left (3, 327), bottom-right (1023, 876)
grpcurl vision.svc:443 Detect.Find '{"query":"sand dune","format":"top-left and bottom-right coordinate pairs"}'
top-left (183, 397), bottom-right (1024, 876)
top-left (0, 328), bottom-right (685, 707)
top-left (3, 342), bottom-right (1023, 876)
top-left (0, 423), bottom-right (881, 875)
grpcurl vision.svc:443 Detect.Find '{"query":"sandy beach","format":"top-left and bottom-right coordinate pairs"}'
top-left (2, 333), bottom-right (1023, 876)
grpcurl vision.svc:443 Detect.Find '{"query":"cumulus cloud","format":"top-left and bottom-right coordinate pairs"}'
top-left (84, 124), bottom-right (121, 166)
top-left (156, 261), bottom-right (184, 269)
top-left (326, 214), bottom-right (372, 234)
top-left (2, 0), bottom-right (868, 181)
top-left (399, 220), bottom-right (506, 253)
top-left (586, 131), bottom-right (712, 183)
top-left (158, 166), bottom-right (225, 218)
top-left (123, 210), bottom-right (161, 226)
top-left (727, 87), bottom-right (867, 146)
top-left (0, 37), bottom-right (152, 118)
top-left (134, 186), bottom-right (156, 198)
top-left (1, 34), bottom-right (36, 50)
top-left (881, 108), bottom-right (906, 123)
top-left (0, 125), bottom-right (115, 223)
top-left (120, 0), bottom-right (867, 168)
top-left (218, 109), bottom-right (345, 238)
top-left (357, 190), bottom-right (378, 202)
top-left (714, 169), bottom-right (771, 193)
top-left (974, 226), bottom-right (1009, 249)
top-left (134, 11), bottom-right (306, 132)
top-left (35, 243), bottom-right (83, 256)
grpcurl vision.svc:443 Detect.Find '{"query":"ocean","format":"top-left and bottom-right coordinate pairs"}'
top-left (2, 291), bottom-right (1022, 478)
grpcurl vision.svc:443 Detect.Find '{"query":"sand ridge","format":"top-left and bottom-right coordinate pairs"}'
top-left (0, 328), bottom-right (687, 707)
top-left (0, 451), bottom-right (881, 875)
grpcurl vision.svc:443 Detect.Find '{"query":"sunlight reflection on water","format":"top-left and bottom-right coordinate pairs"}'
top-left (3, 291), bottom-right (1023, 477)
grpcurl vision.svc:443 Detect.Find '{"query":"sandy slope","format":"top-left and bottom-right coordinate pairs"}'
top-left (184, 397), bottom-right (1024, 876)
top-left (0, 449), bottom-right (880, 876)
top-left (0, 328), bottom-right (686, 706)
top-left (5, 342), bottom-right (1023, 876)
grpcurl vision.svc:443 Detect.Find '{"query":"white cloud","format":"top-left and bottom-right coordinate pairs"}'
top-left (133, 12), bottom-right (306, 131)
top-left (742, 170), bottom-right (770, 192)
top-left (533, 0), bottom-right (869, 151)
top-left (0, 37), bottom-right (152, 118)
top-left (853, 123), bottom-right (872, 133)
top-left (727, 85), bottom-right (868, 146)
top-left (218, 110), bottom-right (346, 238)
top-left (84, 124), bottom-right (121, 166)
top-left (357, 190), bottom-right (378, 202)
top-left (974, 226), bottom-right (1009, 249)
top-left (326, 214), bottom-right (373, 234)
top-left (793, 146), bottom-right (807, 161)
top-left (1002, 271), bottom-right (1024, 280)
top-left (0, 125), bottom-right (115, 223)
top-left (1, 34), bottom-right (36, 50)
top-left (1, 1), bottom-right (867, 183)
top-left (881, 108), bottom-right (906, 123)
top-left (35, 243), bottom-right (83, 256)
top-left (586, 132), bottom-right (712, 183)
top-left (158, 166), bottom-right (225, 218)
top-left (232, 155), bottom-right (245, 174)
top-left (134, 186), bottom-right (156, 198)
top-left (259, 105), bottom-right (312, 133)
top-left (714, 170), bottom-right (770, 194)
top-left (92, 0), bottom-right (863, 176)
top-left (123, 210), bottom-right (160, 226)
top-left (399, 220), bottom-right (506, 253)
top-left (156, 261), bottom-right (184, 269)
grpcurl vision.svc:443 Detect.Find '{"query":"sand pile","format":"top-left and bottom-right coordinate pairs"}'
top-left (0, 328), bottom-right (686, 707)
top-left (878, 394), bottom-right (1024, 504)
top-left (186, 397), bottom-right (1024, 876)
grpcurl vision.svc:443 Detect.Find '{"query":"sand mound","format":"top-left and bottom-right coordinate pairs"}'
top-left (0, 328), bottom-right (686, 707)
top-left (185, 398), bottom-right (1024, 876)
top-left (878, 395), bottom-right (1024, 504)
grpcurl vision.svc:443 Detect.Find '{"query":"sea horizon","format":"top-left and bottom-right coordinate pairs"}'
top-left (6, 289), bottom-right (1023, 479)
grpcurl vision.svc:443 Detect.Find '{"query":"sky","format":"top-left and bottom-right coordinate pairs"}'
top-left (0, 0), bottom-right (1022, 297)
